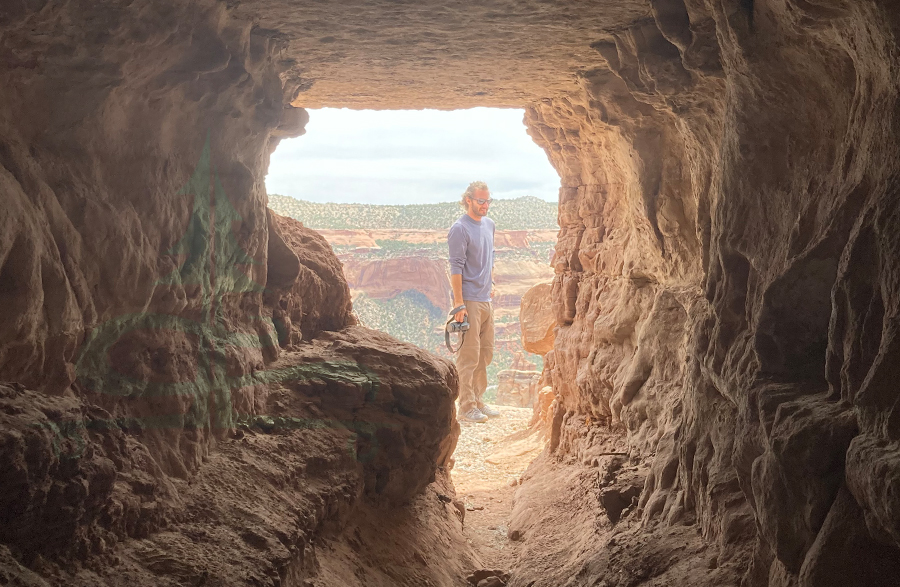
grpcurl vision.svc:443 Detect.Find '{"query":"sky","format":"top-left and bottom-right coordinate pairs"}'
top-left (265, 108), bottom-right (561, 205)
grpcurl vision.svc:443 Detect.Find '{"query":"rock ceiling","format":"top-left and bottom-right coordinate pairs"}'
top-left (234, 0), bottom-right (652, 108)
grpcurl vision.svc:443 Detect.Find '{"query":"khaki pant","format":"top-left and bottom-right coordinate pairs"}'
top-left (456, 300), bottom-right (494, 415)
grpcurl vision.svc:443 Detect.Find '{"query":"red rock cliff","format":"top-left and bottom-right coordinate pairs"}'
top-left (342, 256), bottom-right (451, 310)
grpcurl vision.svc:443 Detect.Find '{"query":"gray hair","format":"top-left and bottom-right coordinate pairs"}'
top-left (460, 181), bottom-right (490, 208)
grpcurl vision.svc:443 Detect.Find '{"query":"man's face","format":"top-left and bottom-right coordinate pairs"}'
top-left (468, 189), bottom-right (491, 217)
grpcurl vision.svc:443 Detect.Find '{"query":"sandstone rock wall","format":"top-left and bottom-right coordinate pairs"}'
top-left (526, 0), bottom-right (900, 584)
top-left (0, 0), bottom-right (300, 398)
top-left (519, 282), bottom-right (556, 356)
top-left (0, 0), bottom-right (318, 483)
top-left (0, 1), bottom-right (472, 583)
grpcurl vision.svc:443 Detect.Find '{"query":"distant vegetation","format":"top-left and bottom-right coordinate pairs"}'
top-left (268, 194), bottom-right (558, 230)
top-left (353, 291), bottom-right (445, 354)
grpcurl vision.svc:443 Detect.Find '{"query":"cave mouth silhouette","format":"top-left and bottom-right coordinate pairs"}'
top-left (264, 107), bottom-right (561, 407)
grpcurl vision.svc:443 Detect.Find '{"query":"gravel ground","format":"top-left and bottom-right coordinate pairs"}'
top-left (452, 405), bottom-right (536, 489)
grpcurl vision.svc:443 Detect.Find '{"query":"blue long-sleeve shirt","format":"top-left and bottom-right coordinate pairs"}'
top-left (448, 214), bottom-right (495, 303)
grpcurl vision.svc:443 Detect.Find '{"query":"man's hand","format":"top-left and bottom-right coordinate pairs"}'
top-left (491, 286), bottom-right (496, 299)
top-left (455, 306), bottom-right (468, 323)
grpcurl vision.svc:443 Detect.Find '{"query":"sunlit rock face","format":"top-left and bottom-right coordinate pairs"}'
top-left (520, 282), bottom-right (556, 356)
top-left (2, 0), bottom-right (900, 585)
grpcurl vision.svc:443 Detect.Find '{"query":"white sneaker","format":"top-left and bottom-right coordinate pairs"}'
top-left (461, 408), bottom-right (489, 423)
top-left (479, 404), bottom-right (501, 418)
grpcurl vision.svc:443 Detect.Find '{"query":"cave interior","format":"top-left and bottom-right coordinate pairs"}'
top-left (1, 0), bottom-right (900, 585)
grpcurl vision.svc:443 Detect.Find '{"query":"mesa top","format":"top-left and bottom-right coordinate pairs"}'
top-left (448, 214), bottom-right (495, 303)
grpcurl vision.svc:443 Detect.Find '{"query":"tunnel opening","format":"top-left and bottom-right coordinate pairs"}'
top-left (263, 106), bottom-right (560, 396)
top-left (263, 107), bottom-right (563, 571)
top-left (2, 1), bottom-right (900, 586)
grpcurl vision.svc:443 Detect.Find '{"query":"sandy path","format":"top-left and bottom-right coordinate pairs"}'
top-left (451, 405), bottom-right (545, 571)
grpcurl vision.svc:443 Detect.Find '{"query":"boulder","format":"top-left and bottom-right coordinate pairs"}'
top-left (519, 283), bottom-right (556, 355)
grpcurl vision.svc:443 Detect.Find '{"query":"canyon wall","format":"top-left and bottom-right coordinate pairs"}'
top-left (342, 256), bottom-right (451, 310)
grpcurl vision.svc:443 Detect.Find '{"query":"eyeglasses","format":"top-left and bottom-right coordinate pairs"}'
top-left (470, 197), bottom-right (493, 205)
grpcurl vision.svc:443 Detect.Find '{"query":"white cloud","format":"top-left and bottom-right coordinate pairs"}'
top-left (265, 108), bottom-right (561, 205)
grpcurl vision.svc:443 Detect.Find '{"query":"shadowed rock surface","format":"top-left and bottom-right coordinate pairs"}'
top-left (2, 0), bottom-right (900, 585)
top-left (518, 1), bottom-right (900, 585)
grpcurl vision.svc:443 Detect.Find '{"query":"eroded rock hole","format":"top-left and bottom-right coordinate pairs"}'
top-left (3, 2), bottom-right (900, 586)
top-left (264, 107), bottom-right (562, 573)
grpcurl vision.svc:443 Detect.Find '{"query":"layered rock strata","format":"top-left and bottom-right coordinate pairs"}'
top-left (342, 256), bottom-right (451, 310)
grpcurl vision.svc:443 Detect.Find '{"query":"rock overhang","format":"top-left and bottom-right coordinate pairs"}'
top-left (234, 0), bottom-right (653, 109)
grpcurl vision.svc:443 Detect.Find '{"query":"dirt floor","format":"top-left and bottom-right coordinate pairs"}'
top-left (449, 406), bottom-right (746, 587)
top-left (451, 405), bottom-right (545, 573)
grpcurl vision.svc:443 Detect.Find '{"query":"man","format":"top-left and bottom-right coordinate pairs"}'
top-left (448, 181), bottom-right (502, 423)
